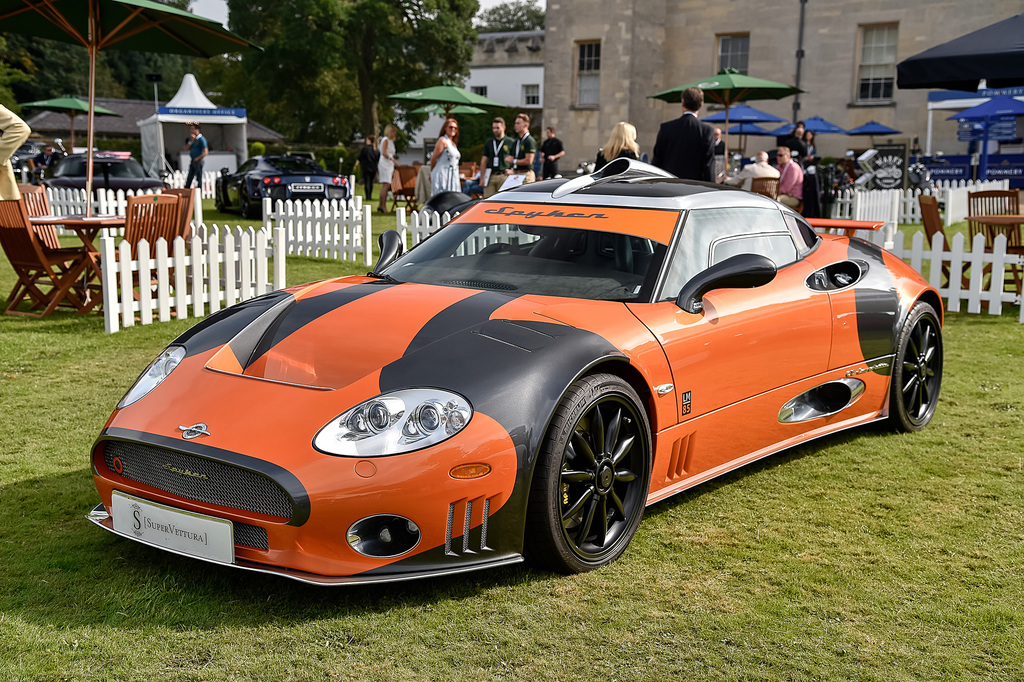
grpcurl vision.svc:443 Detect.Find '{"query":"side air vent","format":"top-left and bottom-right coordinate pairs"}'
top-left (778, 378), bottom-right (866, 423)
top-left (665, 433), bottom-right (696, 482)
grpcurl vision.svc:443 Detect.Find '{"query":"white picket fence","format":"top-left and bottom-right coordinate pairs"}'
top-left (164, 169), bottom-right (218, 199)
top-left (262, 196), bottom-right (373, 265)
top-left (99, 225), bottom-right (286, 334)
top-left (43, 186), bottom-right (203, 233)
top-left (890, 230), bottom-right (1023, 323)
top-left (829, 179), bottom-right (1012, 227)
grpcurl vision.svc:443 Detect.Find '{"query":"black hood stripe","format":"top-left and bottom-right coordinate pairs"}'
top-left (244, 280), bottom-right (397, 369)
top-left (399, 290), bottom-right (520, 358)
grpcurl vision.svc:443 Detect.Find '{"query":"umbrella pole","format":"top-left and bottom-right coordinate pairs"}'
top-left (85, 0), bottom-right (97, 217)
top-left (69, 114), bottom-right (76, 151)
top-left (722, 105), bottom-right (730, 180)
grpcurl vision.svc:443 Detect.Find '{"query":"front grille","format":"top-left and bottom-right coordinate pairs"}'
top-left (234, 522), bottom-right (269, 550)
top-left (103, 440), bottom-right (294, 520)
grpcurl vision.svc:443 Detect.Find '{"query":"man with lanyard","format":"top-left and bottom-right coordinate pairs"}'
top-left (478, 117), bottom-right (511, 198)
top-left (185, 122), bottom-right (208, 189)
top-left (504, 112), bottom-right (537, 185)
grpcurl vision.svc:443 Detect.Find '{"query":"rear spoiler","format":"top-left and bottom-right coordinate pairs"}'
top-left (807, 218), bottom-right (893, 250)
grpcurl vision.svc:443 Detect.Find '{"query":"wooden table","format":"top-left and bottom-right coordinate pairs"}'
top-left (968, 214), bottom-right (1024, 246)
top-left (29, 214), bottom-right (126, 312)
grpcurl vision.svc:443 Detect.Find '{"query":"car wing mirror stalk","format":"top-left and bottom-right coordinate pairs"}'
top-left (369, 230), bottom-right (404, 277)
top-left (675, 254), bottom-right (777, 314)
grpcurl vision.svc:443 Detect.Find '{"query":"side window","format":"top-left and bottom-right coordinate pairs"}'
top-left (784, 212), bottom-right (820, 253)
top-left (661, 207), bottom-right (798, 299)
top-left (238, 160), bottom-right (257, 174)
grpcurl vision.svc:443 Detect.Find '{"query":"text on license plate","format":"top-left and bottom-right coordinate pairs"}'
top-left (110, 491), bottom-right (235, 564)
top-left (290, 183), bottom-right (324, 192)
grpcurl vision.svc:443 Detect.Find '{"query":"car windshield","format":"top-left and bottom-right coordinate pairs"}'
top-left (383, 222), bottom-right (666, 302)
top-left (267, 156), bottom-right (324, 173)
top-left (53, 157), bottom-right (145, 178)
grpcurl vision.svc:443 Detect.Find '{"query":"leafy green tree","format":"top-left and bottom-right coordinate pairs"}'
top-left (476, 0), bottom-right (544, 32)
top-left (215, 0), bottom-right (359, 143)
top-left (340, 0), bottom-right (479, 141)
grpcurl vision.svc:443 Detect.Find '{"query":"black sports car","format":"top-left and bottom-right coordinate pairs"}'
top-left (44, 152), bottom-right (167, 192)
top-left (215, 154), bottom-right (351, 218)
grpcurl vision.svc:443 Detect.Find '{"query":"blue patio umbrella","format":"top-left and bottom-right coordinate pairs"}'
top-left (771, 116), bottom-right (847, 136)
top-left (770, 123), bottom-right (794, 136)
top-left (704, 104), bottom-right (786, 124)
top-left (846, 120), bottom-right (902, 136)
top-left (947, 95), bottom-right (1024, 179)
top-left (846, 120), bottom-right (903, 147)
top-left (727, 123), bottom-right (776, 135)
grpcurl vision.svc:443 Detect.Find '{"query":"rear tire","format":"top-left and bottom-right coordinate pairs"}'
top-left (525, 373), bottom-right (652, 573)
top-left (888, 301), bottom-right (942, 432)
top-left (241, 194), bottom-right (257, 220)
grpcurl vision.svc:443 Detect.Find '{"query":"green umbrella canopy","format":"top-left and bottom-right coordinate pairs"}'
top-left (650, 68), bottom-right (802, 162)
top-left (410, 103), bottom-right (489, 116)
top-left (21, 95), bottom-right (120, 149)
top-left (389, 84), bottom-right (506, 116)
top-left (0, 0), bottom-right (259, 207)
top-left (650, 68), bottom-right (802, 106)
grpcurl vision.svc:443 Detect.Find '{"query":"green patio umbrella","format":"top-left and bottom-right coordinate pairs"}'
top-left (0, 0), bottom-right (259, 210)
top-left (650, 68), bottom-right (802, 161)
top-left (21, 95), bottom-right (119, 149)
top-left (389, 83), bottom-right (505, 116)
top-left (410, 103), bottom-right (489, 116)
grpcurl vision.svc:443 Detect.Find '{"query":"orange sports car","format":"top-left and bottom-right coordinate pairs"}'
top-left (88, 159), bottom-right (943, 584)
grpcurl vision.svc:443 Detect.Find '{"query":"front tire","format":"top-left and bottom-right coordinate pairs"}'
top-left (526, 373), bottom-right (652, 573)
top-left (888, 301), bottom-right (942, 432)
top-left (241, 193), bottom-right (257, 220)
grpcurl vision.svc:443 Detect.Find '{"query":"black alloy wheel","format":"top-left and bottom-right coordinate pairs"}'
top-left (888, 301), bottom-right (943, 431)
top-left (526, 373), bottom-right (652, 573)
top-left (241, 192), bottom-right (255, 220)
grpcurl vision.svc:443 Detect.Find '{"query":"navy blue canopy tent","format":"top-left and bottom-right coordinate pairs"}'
top-left (947, 96), bottom-right (1024, 179)
top-left (897, 13), bottom-right (1024, 91)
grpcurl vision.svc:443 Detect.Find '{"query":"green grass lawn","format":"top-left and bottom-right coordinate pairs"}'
top-left (1, 217), bottom-right (1022, 680)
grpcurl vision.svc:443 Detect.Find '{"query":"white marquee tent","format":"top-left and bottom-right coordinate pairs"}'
top-left (138, 73), bottom-right (248, 177)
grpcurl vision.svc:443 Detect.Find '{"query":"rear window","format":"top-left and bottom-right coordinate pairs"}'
top-left (267, 156), bottom-right (325, 173)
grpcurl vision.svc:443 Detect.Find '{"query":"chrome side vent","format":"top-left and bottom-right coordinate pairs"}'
top-left (445, 496), bottom-right (497, 556)
top-left (778, 378), bottom-right (866, 423)
top-left (666, 433), bottom-right (696, 482)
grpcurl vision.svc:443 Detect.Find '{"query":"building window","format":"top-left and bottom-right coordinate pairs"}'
top-left (471, 86), bottom-right (488, 97)
top-left (576, 41), bottom-right (600, 107)
top-left (858, 24), bottom-right (897, 102)
top-left (717, 34), bottom-right (749, 75)
top-left (523, 84), bottom-right (540, 107)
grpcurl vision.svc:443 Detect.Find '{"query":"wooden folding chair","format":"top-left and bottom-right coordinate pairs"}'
top-left (161, 187), bottom-right (196, 240)
top-left (750, 177), bottom-right (780, 200)
top-left (0, 199), bottom-right (91, 316)
top-left (124, 193), bottom-right (181, 259)
top-left (967, 190), bottom-right (1019, 246)
top-left (17, 184), bottom-right (62, 250)
top-left (919, 194), bottom-right (968, 289)
top-left (967, 189), bottom-right (1022, 295)
top-left (389, 165), bottom-right (420, 212)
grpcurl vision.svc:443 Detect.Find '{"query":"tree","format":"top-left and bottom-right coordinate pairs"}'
top-left (340, 0), bottom-right (479, 141)
top-left (212, 0), bottom-right (360, 144)
top-left (476, 0), bottom-right (544, 32)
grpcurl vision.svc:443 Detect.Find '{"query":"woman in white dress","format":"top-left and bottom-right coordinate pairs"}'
top-left (430, 118), bottom-right (462, 197)
top-left (376, 124), bottom-right (398, 213)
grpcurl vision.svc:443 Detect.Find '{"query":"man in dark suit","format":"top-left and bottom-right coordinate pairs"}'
top-left (652, 86), bottom-right (716, 182)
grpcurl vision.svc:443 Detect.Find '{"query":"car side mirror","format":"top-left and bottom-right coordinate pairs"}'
top-left (220, 167), bottom-right (230, 176)
top-left (675, 253), bottom-right (777, 314)
top-left (369, 230), bottom-right (404, 276)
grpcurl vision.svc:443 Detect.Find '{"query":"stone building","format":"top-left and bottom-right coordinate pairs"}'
top-left (542, 0), bottom-right (1022, 166)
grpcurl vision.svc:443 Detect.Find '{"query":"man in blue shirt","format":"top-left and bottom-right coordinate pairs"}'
top-left (185, 122), bottom-right (208, 189)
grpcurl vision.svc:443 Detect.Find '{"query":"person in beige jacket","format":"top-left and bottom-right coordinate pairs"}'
top-left (1, 104), bottom-right (32, 201)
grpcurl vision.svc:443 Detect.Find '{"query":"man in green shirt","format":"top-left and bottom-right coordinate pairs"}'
top-left (504, 112), bottom-right (537, 184)
top-left (480, 117), bottom-right (512, 197)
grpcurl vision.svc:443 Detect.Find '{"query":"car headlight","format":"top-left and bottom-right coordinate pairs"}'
top-left (117, 346), bottom-right (186, 408)
top-left (313, 389), bottom-right (472, 457)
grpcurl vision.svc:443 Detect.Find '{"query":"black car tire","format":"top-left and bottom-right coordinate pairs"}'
top-left (241, 193), bottom-right (258, 220)
top-left (888, 301), bottom-right (942, 432)
top-left (215, 184), bottom-right (225, 213)
top-left (525, 373), bottom-right (651, 574)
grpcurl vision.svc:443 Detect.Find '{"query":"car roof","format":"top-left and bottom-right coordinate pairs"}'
top-left (487, 159), bottom-right (787, 213)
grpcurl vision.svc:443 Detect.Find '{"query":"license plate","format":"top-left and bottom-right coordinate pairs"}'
top-left (111, 491), bottom-right (235, 564)
top-left (291, 183), bottom-right (324, 192)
